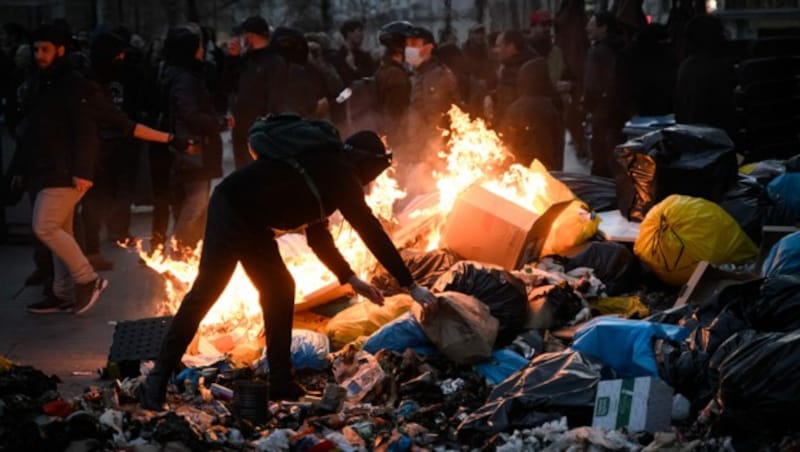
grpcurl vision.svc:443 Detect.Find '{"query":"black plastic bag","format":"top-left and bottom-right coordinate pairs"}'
top-left (719, 175), bottom-right (772, 243)
top-left (712, 330), bottom-right (800, 436)
top-left (654, 339), bottom-right (712, 413)
top-left (563, 241), bottom-right (640, 296)
top-left (614, 125), bottom-right (738, 221)
top-left (551, 171), bottom-right (617, 212)
top-left (371, 248), bottom-right (462, 295)
top-left (720, 175), bottom-right (799, 243)
top-left (456, 351), bottom-right (606, 445)
top-left (750, 275), bottom-right (800, 332)
top-left (432, 261), bottom-right (528, 347)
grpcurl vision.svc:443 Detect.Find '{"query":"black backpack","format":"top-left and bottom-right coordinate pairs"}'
top-left (249, 113), bottom-right (344, 221)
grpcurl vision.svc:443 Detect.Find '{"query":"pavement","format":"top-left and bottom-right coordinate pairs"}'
top-left (0, 131), bottom-right (590, 399)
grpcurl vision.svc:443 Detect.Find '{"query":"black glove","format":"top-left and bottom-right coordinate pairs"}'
top-left (168, 135), bottom-right (194, 152)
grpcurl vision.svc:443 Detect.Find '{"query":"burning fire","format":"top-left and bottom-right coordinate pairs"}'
top-left (139, 105), bottom-right (567, 349)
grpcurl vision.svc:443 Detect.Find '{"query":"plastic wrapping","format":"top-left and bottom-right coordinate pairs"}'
top-left (290, 330), bottom-right (330, 371)
top-left (433, 261), bottom-right (529, 347)
top-left (767, 173), bottom-right (800, 217)
top-left (634, 195), bottom-right (758, 286)
top-left (361, 312), bottom-right (436, 355)
top-left (712, 330), bottom-right (800, 436)
top-left (614, 125), bottom-right (738, 221)
top-left (325, 295), bottom-right (415, 350)
top-left (564, 241), bottom-right (640, 296)
top-left (413, 291), bottom-right (499, 364)
top-left (456, 351), bottom-right (606, 445)
top-left (762, 231), bottom-right (800, 277)
top-left (551, 172), bottom-right (618, 213)
top-left (370, 248), bottom-right (462, 295)
top-left (571, 317), bottom-right (691, 378)
top-left (540, 201), bottom-right (601, 258)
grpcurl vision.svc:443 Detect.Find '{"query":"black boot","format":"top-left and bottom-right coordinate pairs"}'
top-left (136, 374), bottom-right (168, 411)
top-left (269, 379), bottom-right (307, 401)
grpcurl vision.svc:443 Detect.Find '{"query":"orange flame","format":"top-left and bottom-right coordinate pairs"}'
top-left (139, 106), bottom-right (564, 347)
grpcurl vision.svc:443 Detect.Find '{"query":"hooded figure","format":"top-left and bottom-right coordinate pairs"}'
top-left (136, 119), bottom-right (438, 410)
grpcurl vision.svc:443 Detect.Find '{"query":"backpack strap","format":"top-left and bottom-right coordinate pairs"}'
top-left (278, 156), bottom-right (327, 223)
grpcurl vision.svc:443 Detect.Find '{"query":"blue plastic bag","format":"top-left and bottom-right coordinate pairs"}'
top-left (362, 312), bottom-right (438, 355)
top-left (762, 231), bottom-right (800, 277)
top-left (767, 173), bottom-right (800, 216)
top-left (571, 317), bottom-right (690, 378)
top-left (474, 349), bottom-right (529, 385)
top-left (291, 329), bottom-right (330, 370)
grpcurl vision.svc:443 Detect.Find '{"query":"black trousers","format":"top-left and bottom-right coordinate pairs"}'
top-left (149, 143), bottom-right (175, 247)
top-left (590, 116), bottom-right (626, 178)
top-left (153, 190), bottom-right (296, 385)
top-left (231, 125), bottom-right (254, 171)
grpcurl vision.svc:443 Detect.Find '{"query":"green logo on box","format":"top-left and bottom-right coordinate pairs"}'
top-left (595, 397), bottom-right (610, 417)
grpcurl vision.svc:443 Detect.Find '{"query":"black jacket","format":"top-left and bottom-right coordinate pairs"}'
top-left (332, 46), bottom-right (377, 88)
top-left (163, 61), bottom-right (223, 181)
top-left (495, 49), bottom-right (538, 120)
top-left (583, 36), bottom-right (633, 123)
top-left (227, 47), bottom-right (288, 130)
top-left (375, 56), bottom-right (411, 131)
top-left (215, 150), bottom-right (413, 287)
top-left (13, 59), bottom-right (100, 190)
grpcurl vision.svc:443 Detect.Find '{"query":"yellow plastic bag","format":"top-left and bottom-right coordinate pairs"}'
top-left (540, 200), bottom-right (601, 257)
top-left (590, 297), bottom-right (650, 318)
top-left (325, 295), bottom-right (414, 350)
top-left (634, 195), bottom-right (758, 286)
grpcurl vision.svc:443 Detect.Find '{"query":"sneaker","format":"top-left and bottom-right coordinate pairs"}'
top-left (73, 277), bottom-right (108, 315)
top-left (27, 295), bottom-right (73, 314)
top-left (87, 253), bottom-right (114, 271)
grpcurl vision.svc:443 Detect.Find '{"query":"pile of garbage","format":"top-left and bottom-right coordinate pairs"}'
top-left (3, 127), bottom-right (800, 450)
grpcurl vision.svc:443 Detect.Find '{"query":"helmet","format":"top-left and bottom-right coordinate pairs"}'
top-left (379, 20), bottom-right (414, 50)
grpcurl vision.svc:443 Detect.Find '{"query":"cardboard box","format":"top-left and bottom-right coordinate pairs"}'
top-left (440, 185), bottom-right (562, 270)
top-left (592, 377), bottom-right (673, 433)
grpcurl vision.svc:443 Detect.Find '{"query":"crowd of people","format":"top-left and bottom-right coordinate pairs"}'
top-left (0, 1), bottom-right (733, 320)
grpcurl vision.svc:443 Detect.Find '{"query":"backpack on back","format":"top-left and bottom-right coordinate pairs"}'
top-left (249, 113), bottom-right (344, 221)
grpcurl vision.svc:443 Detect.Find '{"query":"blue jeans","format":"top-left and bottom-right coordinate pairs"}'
top-left (173, 179), bottom-right (210, 249)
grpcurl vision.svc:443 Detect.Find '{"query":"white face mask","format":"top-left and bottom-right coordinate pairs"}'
top-left (404, 46), bottom-right (423, 68)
